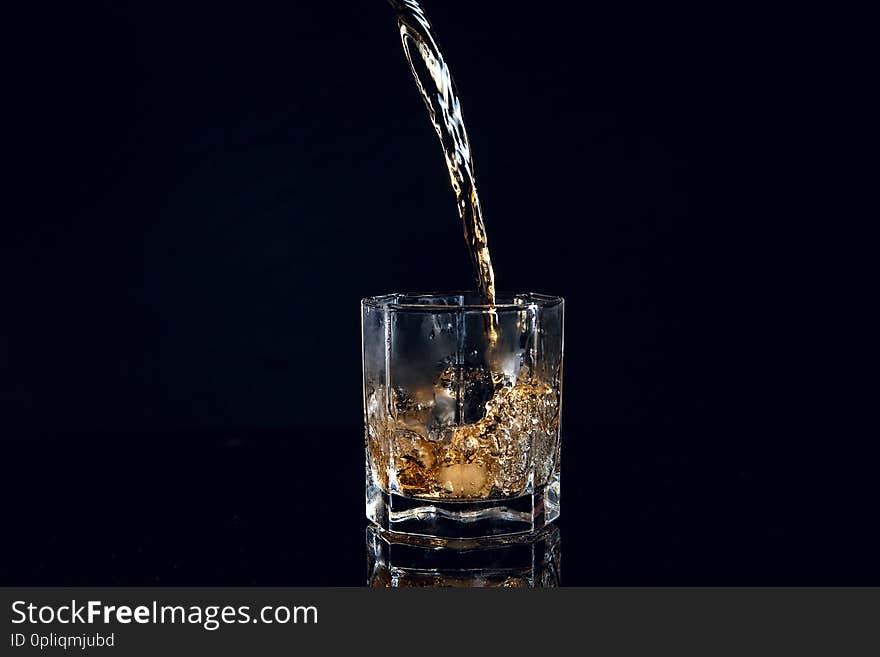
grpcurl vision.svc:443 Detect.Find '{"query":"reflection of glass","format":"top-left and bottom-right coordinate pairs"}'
top-left (362, 292), bottom-right (564, 538)
top-left (366, 525), bottom-right (561, 588)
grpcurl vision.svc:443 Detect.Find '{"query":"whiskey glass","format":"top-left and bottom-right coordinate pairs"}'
top-left (362, 292), bottom-right (563, 538)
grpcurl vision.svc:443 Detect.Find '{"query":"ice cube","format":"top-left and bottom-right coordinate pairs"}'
top-left (438, 463), bottom-right (489, 498)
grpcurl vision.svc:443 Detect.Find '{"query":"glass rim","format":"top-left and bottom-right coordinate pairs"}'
top-left (361, 291), bottom-right (564, 312)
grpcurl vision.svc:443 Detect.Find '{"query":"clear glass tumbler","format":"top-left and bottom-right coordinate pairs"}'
top-left (362, 292), bottom-right (563, 538)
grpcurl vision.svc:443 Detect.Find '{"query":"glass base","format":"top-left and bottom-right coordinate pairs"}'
top-left (366, 474), bottom-right (560, 539)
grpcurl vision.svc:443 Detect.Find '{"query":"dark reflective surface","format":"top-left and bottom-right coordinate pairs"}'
top-left (367, 525), bottom-right (561, 587)
top-left (1, 428), bottom-right (871, 586)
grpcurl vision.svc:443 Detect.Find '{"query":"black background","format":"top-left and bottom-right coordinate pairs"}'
top-left (1, 2), bottom-right (869, 585)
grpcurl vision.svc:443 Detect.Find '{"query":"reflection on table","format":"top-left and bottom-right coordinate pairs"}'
top-left (366, 524), bottom-right (560, 587)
